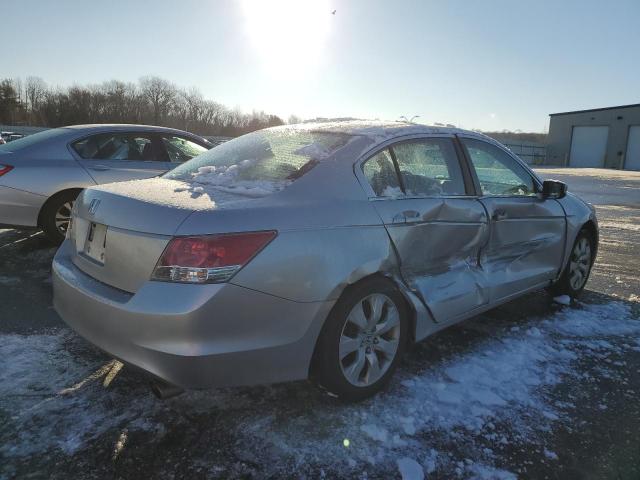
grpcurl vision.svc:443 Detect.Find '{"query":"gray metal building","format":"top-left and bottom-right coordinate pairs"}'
top-left (546, 104), bottom-right (640, 170)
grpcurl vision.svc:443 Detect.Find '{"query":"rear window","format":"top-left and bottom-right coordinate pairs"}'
top-left (0, 128), bottom-right (70, 152)
top-left (164, 128), bottom-right (352, 197)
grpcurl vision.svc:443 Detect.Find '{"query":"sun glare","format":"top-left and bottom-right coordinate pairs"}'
top-left (241, 0), bottom-right (332, 76)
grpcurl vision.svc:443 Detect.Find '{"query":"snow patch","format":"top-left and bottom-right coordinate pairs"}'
top-left (465, 462), bottom-right (517, 479)
top-left (3, 301), bottom-right (639, 478)
top-left (92, 178), bottom-right (220, 210)
top-left (222, 301), bottom-right (640, 475)
top-left (0, 331), bottom-right (155, 459)
top-left (0, 275), bottom-right (20, 285)
top-left (397, 457), bottom-right (424, 480)
top-left (360, 423), bottom-right (389, 442)
top-left (382, 185), bottom-right (404, 197)
top-left (553, 295), bottom-right (572, 306)
top-left (189, 160), bottom-right (290, 198)
top-left (293, 142), bottom-right (333, 160)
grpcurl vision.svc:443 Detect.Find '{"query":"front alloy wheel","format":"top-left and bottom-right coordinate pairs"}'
top-left (549, 228), bottom-right (594, 298)
top-left (568, 236), bottom-right (592, 290)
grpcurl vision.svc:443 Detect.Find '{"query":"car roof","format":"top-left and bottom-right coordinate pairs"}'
top-left (64, 124), bottom-right (204, 136)
top-left (283, 119), bottom-right (495, 144)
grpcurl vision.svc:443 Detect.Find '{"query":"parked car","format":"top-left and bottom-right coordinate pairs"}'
top-left (52, 121), bottom-right (598, 401)
top-left (0, 131), bottom-right (22, 142)
top-left (0, 124), bottom-right (212, 242)
top-left (1, 132), bottom-right (14, 143)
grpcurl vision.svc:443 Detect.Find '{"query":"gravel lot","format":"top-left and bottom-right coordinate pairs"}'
top-left (1, 168), bottom-right (639, 480)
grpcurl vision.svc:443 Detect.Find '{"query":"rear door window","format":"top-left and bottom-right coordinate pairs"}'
top-left (391, 138), bottom-right (466, 196)
top-left (162, 136), bottom-right (209, 163)
top-left (72, 133), bottom-right (157, 161)
top-left (362, 149), bottom-right (402, 197)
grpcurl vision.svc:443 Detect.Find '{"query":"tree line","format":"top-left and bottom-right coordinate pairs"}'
top-left (0, 76), bottom-right (286, 137)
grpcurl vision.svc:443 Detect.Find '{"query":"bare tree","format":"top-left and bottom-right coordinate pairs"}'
top-left (139, 76), bottom-right (177, 124)
top-left (1, 75), bottom-right (285, 136)
top-left (25, 76), bottom-right (47, 122)
top-left (183, 87), bottom-right (204, 124)
top-left (0, 79), bottom-right (20, 124)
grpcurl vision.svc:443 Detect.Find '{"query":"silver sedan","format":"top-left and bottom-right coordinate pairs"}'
top-left (52, 121), bottom-right (598, 401)
top-left (0, 124), bottom-right (211, 242)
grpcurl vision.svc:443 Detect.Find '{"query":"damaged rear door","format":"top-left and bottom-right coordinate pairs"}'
top-left (359, 135), bottom-right (490, 323)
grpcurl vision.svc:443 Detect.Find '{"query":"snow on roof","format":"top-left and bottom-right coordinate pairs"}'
top-left (282, 119), bottom-right (495, 144)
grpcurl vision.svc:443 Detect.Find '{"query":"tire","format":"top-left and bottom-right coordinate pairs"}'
top-left (549, 229), bottom-right (594, 298)
top-left (40, 191), bottom-right (79, 244)
top-left (314, 277), bottom-right (409, 402)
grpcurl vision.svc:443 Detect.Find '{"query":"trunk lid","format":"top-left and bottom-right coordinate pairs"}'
top-left (70, 177), bottom-right (230, 292)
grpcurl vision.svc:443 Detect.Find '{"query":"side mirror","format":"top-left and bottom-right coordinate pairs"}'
top-left (541, 179), bottom-right (567, 199)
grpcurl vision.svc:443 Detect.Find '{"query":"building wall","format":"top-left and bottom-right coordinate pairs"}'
top-left (546, 105), bottom-right (640, 169)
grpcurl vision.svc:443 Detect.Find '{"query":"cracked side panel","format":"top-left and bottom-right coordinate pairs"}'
top-left (371, 197), bottom-right (490, 323)
top-left (232, 226), bottom-right (398, 303)
top-left (230, 223), bottom-right (439, 343)
top-left (479, 197), bottom-right (566, 301)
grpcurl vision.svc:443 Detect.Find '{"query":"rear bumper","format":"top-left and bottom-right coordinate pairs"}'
top-left (0, 185), bottom-right (45, 228)
top-left (52, 240), bottom-right (333, 389)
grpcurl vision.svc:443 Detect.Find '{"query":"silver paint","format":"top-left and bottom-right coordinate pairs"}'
top-left (0, 124), bottom-right (210, 228)
top-left (339, 293), bottom-right (401, 386)
top-left (52, 121), bottom-right (599, 389)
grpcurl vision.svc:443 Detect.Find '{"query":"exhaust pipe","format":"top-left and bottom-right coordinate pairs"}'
top-left (150, 380), bottom-right (184, 400)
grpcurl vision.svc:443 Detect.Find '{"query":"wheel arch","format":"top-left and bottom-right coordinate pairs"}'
top-left (308, 271), bottom-right (430, 379)
top-left (37, 188), bottom-right (84, 227)
top-left (580, 219), bottom-right (599, 262)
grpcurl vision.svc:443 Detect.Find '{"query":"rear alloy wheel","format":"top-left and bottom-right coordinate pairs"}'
top-left (314, 278), bottom-right (408, 401)
top-left (41, 191), bottom-right (78, 244)
top-left (54, 201), bottom-right (74, 236)
top-left (339, 293), bottom-right (401, 386)
top-left (550, 229), bottom-right (594, 298)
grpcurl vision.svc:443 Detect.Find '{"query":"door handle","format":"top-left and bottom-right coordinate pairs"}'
top-left (392, 210), bottom-right (421, 224)
top-left (492, 208), bottom-right (507, 221)
top-left (89, 165), bottom-right (110, 171)
top-left (392, 213), bottom-right (406, 224)
top-left (403, 210), bottom-right (421, 220)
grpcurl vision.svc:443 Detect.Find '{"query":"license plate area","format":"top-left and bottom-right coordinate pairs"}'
top-left (84, 222), bottom-right (108, 265)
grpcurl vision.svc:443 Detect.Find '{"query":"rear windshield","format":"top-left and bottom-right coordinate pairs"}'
top-left (164, 128), bottom-right (352, 197)
top-left (0, 128), bottom-right (70, 152)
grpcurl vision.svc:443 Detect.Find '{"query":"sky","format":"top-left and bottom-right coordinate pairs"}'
top-left (1, 0), bottom-right (639, 132)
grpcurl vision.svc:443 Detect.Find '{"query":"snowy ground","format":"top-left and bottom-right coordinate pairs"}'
top-left (1, 168), bottom-right (640, 479)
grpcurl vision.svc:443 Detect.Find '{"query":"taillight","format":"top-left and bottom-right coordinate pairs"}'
top-left (0, 165), bottom-right (13, 176)
top-left (151, 231), bottom-right (277, 283)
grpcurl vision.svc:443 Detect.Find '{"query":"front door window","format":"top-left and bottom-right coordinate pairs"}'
top-left (461, 138), bottom-right (536, 196)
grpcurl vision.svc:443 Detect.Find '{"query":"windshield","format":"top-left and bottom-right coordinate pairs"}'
top-left (0, 128), bottom-right (70, 152)
top-left (164, 128), bottom-right (352, 197)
